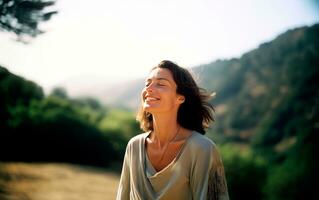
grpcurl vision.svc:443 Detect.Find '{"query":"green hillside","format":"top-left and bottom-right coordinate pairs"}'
top-left (193, 24), bottom-right (318, 144)
top-left (0, 66), bottom-right (140, 167)
top-left (193, 24), bottom-right (319, 200)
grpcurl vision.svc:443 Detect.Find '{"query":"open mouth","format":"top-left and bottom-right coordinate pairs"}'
top-left (144, 96), bottom-right (160, 102)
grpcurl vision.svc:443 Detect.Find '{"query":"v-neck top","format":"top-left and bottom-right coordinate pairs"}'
top-left (116, 131), bottom-right (229, 200)
top-left (145, 130), bottom-right (193, 178)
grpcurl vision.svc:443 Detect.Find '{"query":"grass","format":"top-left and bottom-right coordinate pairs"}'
top-left (0, 162), bottom-right (120, 200)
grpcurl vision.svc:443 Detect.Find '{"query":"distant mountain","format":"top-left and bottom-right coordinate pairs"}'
top-left (102, 79), bottom-right (145, 110)
top-left (100, 23), bottom-right (319, 146)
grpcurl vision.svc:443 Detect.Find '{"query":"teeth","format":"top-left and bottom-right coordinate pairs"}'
top-left (146, 97), bottom-right (158, 101)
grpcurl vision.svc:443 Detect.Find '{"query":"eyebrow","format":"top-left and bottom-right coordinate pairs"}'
top-left (145, 77), bottom-right (170, 82)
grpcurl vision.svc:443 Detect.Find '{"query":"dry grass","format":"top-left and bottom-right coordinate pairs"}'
top-left (0, 162), bottom-right (120, 200)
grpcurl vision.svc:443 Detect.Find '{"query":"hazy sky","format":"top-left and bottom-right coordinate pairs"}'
top-left (0, 0), bottom-right (318, 94)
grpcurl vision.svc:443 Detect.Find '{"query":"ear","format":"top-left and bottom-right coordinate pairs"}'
top-left (177, 95), bottom-right (185, 103)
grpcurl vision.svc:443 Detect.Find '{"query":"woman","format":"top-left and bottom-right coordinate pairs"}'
top-left (116, 60), bottom-right (229, 200)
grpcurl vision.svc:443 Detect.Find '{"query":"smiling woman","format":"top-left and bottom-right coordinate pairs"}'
top-left (116, 60), bottom-right (229, 200)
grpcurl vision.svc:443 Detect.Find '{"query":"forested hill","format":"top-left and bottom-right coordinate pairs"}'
top-left (0, 65), bottom-right (140, 166)
top-left (101, 23), bottom-right (319, 149)
top-left (195, 24), bottom-right (318, 199)
top-left (194, 23), bottom-right (319, 147)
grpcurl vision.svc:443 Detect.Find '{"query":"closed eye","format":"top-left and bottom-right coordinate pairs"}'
top-left (145, 82), bottom-right (166, 87)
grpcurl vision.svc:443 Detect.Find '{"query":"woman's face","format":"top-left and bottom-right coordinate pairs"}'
top-left (142, 68), bottom-right (184, 114)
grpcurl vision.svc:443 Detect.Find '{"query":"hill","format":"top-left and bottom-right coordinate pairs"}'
top-left (102, 24), bottom-right (319, 147)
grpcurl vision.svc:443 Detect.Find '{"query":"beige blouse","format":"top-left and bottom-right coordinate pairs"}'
top-left (116, 131), bottom-right (229, 200)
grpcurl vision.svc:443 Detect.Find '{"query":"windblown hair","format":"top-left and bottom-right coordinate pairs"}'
top-left (136, 60), bottom-right (215, 134)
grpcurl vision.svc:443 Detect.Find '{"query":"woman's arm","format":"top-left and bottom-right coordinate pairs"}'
top-left (190, 143), bottom-right (229, 200)
top-left (116, 145), bottom-right (131, 200)
top-left (206, 147), bottom-right (229, 200)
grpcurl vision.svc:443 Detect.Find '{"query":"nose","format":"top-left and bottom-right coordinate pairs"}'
top-left (146, 86), bottom-right (152, 93)
top-left (142, 84), bottom-right (153, 100)
top-left (145, 83), bottom-right (154, 93)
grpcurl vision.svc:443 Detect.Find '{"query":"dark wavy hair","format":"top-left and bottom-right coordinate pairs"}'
top-left (136, 60), bottom-right (215, 134)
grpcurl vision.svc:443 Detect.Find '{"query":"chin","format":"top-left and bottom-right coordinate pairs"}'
top-left (143, 106), bottom-right (157, 113)
top-left (143, 105), bottom-right (162, 113)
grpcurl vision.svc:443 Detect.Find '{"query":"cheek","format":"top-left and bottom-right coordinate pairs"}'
top-left (162, 93), bottom-right (178, 104)
top-left (141, 89), bottom-right (146, 100)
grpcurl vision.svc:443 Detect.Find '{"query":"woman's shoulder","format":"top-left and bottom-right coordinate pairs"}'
top-left (188, 131), bottom-right (217, 152)
top-left (127, 131), bottom-right (150, 147)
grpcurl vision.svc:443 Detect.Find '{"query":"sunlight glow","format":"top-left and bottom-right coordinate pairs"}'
top-left (0, 0), bottom-right (318, 95)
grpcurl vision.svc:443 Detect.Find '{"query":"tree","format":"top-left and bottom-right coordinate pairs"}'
top-left (0, 0), bottom-right (57, 42)
top-left (50, 87), bottom-right (68, 99)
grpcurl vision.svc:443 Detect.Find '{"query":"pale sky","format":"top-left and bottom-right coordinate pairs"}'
top-left (0, 0), bottom-right (318, 95)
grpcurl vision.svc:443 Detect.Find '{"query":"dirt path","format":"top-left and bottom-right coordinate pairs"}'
top-left (0, 162), bottom-right (120, 200)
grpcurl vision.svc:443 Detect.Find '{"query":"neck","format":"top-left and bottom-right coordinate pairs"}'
top-left (151, 112), bottom-right (180, 145)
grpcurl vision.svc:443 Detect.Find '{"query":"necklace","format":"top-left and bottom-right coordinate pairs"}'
top-left (152, 125), bottom-right (181, 168)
